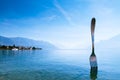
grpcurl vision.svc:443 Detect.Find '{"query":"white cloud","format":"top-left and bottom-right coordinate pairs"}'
top-left (54, 0), bottom-right (75, 26)
top-left (43, 15), bottom-right (57, 21)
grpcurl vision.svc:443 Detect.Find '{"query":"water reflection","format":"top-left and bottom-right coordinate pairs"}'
top-left (0, 50), bottom-right (16, 56)
top-left (0, 50), bottom-right (36, 56)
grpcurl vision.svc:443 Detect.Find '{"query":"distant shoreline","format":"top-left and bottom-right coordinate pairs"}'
top-left (0, 45), bottom-right (42, 50)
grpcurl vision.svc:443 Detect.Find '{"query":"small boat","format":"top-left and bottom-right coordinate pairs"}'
top-left (12, 48), bottom-right (18, 51)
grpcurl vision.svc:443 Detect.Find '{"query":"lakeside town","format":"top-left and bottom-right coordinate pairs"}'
top-left (0, 44), bottom-right (42, 50)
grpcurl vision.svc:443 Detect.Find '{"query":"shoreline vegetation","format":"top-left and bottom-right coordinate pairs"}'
top-left (0, 44), bottom-right (42, 50)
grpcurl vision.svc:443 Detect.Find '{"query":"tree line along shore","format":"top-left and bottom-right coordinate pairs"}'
top-left (0, 44), bottom-right (42, 50)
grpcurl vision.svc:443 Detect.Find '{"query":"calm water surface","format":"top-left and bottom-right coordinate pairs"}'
top-left (0, 49), bottom-right (120, 80)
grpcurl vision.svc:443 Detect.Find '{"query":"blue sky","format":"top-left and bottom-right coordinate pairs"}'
top-left (0, 0), bottom-right (120, 49)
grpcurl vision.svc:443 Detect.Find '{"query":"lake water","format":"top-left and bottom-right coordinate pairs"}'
top-left (0, 49), bottom-right (120, 80)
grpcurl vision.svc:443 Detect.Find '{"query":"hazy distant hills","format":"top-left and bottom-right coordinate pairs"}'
top-left (0, 36), bottom-right (57, 50)
top-left (96, 34), bottom-right (120, 52)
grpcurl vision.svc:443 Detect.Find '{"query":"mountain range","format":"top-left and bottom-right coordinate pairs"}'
top-left (0, 36), bottom-right (57, 50)
top-left (95, 34), bottom-right (120, 52)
